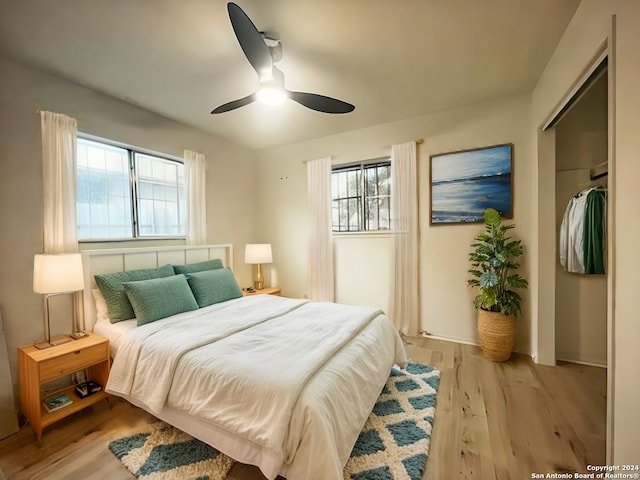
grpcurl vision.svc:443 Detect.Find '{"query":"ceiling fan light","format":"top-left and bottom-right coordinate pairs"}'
top-left (256, 85), bottom-right (288, 106)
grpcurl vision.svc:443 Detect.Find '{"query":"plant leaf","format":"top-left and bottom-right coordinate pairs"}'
top-left (479, 271), bottom-right (498, 288)
top-left (507, 275), bottom-right (528, 289)
top-left (484, 208), bottom-right (501, 227)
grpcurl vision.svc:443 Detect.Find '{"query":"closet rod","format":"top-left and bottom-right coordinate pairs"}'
top-left (590, 160), bottom-right (608, 180)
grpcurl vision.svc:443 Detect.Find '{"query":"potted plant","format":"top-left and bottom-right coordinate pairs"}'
top-left (468, 208), bottom-right (528, 361)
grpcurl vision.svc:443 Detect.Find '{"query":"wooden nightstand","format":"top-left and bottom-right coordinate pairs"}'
top-left (18, 333), bottom-right (111, 444)
top-left (243, 287), bottom-right (281, 296)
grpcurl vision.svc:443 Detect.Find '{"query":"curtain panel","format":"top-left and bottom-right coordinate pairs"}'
top-left (40, 111), bottom-right (78, 254)
top-left (184, 150), bottom-right (207, 245)
top-left (390, 141), bottom-right (419, 335)
top-left (307, 157), bottom-right (334, 302)
top-left (39, 111), bottom-right (82, 329)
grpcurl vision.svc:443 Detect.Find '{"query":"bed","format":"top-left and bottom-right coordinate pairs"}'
top-left (82, 245), bottom-right (407, 480)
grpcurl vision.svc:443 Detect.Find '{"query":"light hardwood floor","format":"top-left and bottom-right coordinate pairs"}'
top-left (0, 336), bottom-right (606, 480)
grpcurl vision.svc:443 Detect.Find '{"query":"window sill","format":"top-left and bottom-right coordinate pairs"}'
top-left (332, 231), bottom-right (397, 238)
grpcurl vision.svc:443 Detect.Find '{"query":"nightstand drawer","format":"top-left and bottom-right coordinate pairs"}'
top-left (39, 344), bottom-right (106, 382)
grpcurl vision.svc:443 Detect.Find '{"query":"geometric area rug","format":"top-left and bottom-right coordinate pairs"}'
top-left (344, 363), bottom-right (440, 480)
top-left (108, 362), bottom-right (440, 480)
top-left (108, 421), bottom-right (234, 480)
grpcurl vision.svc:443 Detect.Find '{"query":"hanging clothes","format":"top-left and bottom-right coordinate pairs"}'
top-left (559, 186), bottom-right (607, 275)
top-left (559, 196), bottom-right (573, 271)
top-left (584, 189), bottom-right (607, 274)
top-left (560, 192), bottom-right (588, 273)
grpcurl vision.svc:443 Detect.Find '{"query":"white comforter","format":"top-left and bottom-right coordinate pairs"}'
top-left (107, 295), bottom-right (407, 480)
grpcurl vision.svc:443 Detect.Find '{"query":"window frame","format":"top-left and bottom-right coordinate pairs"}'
top-left (76, 134), bottom-right (186, 242)
top-left (331, 158), bottom-right (391, 233)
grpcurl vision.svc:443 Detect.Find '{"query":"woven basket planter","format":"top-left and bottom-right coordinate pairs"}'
top-left (477, 310), bottom-right (514, 361)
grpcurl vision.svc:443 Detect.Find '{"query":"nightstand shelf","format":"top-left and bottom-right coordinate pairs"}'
top-left (40, 385), bottom-right (109, 429)
top-left (18, 333), bottom-right (111, 444)
top-left (243, 287), bottom-right (281, 296)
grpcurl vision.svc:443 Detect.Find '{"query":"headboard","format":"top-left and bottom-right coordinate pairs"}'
top-left (81, 244), bottom-right (233, 331)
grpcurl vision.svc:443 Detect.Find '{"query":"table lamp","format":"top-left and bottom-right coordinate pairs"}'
top-left (33, 253), bottom-right (84, 349)
top-left (244, 244), bottom-right (272, 290)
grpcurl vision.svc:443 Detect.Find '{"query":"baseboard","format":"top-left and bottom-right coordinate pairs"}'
top-left (418, 331), bottom-right (533, 359)
top-left (556, 356), bottom-right (607, 369)
top-left (419, 331), bottom-right (479, 347)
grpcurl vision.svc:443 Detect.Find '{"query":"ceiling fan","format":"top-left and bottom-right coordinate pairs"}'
top-left (211, 2), bottom-right (355, 115)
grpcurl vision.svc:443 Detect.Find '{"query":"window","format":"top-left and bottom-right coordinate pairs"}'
top-left (331, 159), bottom-right (391, 232)
top-left (77, 138), bottom-right (185, 240)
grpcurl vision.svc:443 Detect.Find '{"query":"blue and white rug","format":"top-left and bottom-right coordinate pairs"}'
top-left (108, 421), bottom-right (234, 480)
top-left (344, 363), bottom-right (440, 480)
top-left (108, 363), bottom-right (440, 480)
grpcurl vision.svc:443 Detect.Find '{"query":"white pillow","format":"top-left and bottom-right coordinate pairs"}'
top-left (92, 288), bottom-right (110, 323)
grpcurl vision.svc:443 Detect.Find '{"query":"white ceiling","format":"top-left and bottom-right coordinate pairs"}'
top-left (0, 0), bottom-right (580, 150)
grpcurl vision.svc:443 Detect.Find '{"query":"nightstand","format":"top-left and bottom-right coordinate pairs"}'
top-left (243, 287), bottom-right (281, 296)
top-left (18, 333), bottom-right (111, 444)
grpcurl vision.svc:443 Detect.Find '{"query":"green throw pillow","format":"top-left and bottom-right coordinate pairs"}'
top-left (172, 259), bottom-right (224, 275)
top-left (186, 267), bottom-right (243, 308)
top-left (123, 274), bottom-right (199, 326)
top-left (94, 264), bottom-right (175, 323)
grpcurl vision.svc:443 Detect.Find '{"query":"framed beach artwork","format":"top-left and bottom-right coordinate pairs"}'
top-left (429, 143), bottom-right (513, 224)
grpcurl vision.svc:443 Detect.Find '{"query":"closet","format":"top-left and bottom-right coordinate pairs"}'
top-left (554, 66), bottom-right (608, 367)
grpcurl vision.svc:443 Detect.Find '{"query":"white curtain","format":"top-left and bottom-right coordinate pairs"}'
top-left (40, 111), bottom-right (78, 254)
top-left (390, 141), bottom-right (419, 335)
top-left (183, 149), bottom-right (207, 245)
top-left (40, 111), bottom-right (82, 329)
top-left (307, 157), bottom-right (334, 302)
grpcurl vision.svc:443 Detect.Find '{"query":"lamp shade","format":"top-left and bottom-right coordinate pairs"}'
top-left (33, 253), bottom-right (84, 294)
top-left (244, 244), bottom-right (272, 264)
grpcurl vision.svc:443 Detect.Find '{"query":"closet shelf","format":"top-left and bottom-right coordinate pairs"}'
top-left (590, 161), bottom-right (608, 181)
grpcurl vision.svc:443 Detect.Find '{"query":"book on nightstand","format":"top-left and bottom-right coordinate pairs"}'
top-left (43, 393), bottom-right (73, 413)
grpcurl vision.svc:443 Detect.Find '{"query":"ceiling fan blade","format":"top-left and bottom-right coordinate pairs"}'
top-left (227, 2), bottom-right (272, 77)
top-left (288, 91), bottom-right (355, 114)
top-left (211, 93), bottom-right (256, 114)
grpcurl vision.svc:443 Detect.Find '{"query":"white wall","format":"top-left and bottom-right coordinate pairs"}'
top-left (420, 98), bottom-right (533, 351)
top-left (256, 94), bottom-right (534, 353)
top-left (531, 0), bottom-right (640, 463)
top-left (334, 234), bottom-right (394, 313)
top-left (0, 56), bottom-right (257, 402)
top-left (554, 75), bottom-right (608, 366)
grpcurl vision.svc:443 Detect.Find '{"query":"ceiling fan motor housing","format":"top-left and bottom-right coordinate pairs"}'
top-left (261, 34), bottom-right (283, 63)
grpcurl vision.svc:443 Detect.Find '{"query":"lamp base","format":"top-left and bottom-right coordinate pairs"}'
top-left (254, 263), bottom-right (265, 291)
top-left (34, 335), bottom-right (71, 350)
top-left (50, 335), bottom-right (72, 346)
